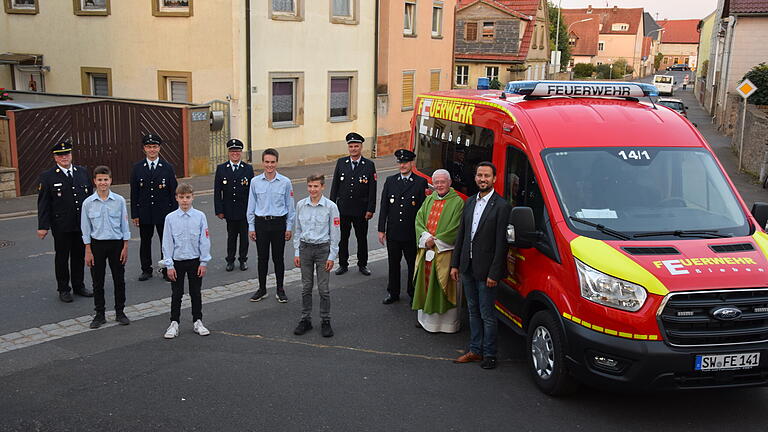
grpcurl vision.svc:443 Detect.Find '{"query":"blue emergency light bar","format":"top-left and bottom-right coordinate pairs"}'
top-left (505, 80), bottom-right (659, 98)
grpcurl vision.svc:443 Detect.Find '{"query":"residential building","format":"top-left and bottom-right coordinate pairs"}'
top-left (706, 0), bottom-right (768, 132)
top-left (640, 11), bottom-right (663, 76)
top-left (376, 0), bottom-right (457, 156)
top-left (563, 12), bottom-right (600, 67)
top-left (657, 19), bottom-right (700, 69)
top-left (561, 6), bottom-right (645, 77)
top-left (696, 10), bottom-right (717, 105)
top-left (454, 0), bottom-right (550, 87)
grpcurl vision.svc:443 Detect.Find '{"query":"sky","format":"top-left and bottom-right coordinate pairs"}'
top-left (556, 0), bottom-right (718, 20)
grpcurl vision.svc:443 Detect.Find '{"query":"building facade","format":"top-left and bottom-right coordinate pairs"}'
top-left (376, 0), bottom-right (457, 156)
top-left (454, 0), bottom-right (550, 88)
top-left (657, 19), bottom-right (700, 69)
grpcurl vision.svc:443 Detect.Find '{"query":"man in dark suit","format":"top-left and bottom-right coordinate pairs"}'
top-left (214, 139), bottom-right (254, 272)
top-left (130, 133), bottom-right (178, 281)
top-left (450, 161), bottom-right (511, 370)
top-left (329, 132), bottom-right (377, 276)
top-left (378, 149), bottom-right (427, 304)
top-left (37, 140), bottom-right (94, 303)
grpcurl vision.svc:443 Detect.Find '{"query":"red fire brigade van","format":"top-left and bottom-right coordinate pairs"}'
top-left (410, 81), bottom-right (768, 394)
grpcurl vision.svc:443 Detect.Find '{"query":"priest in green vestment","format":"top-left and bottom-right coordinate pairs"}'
top-left (412, 169), bottom-right (465, 333)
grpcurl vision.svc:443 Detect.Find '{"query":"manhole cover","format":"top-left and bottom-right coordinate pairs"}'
top-left (0, 240), bottom-right (14, 249)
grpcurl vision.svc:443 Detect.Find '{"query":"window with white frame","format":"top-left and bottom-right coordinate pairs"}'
top-left (81, 67), bottom-right (112, 96)
top-left (485, 66), bottom-right (499, 82)
top-left (273, 0), bottom-right (295, 12)
top-left (330, 0), bottom-right (358, 24)
top-left (432, 3), bottom-right (443, 37)
top-left (271, 0), bottom-right (303, 20)
top-left (455, 65), bottom-right (469, 86)
top-left (598, 41), bottom-right (605, 51)
top-left (270, 72), bottom-right (304, 127)
top-left (404, 1), bottom-right (416, 35)
top-left (329, 72), bottom-right (358, 122)
top-left (611, 23), bottom-right (629, 31)
top-left (157, 70), bottom-right (191, 102)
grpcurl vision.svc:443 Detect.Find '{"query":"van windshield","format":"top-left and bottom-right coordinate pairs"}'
top-left (543, 147), bottom-right (750, 240)
top-left (414, 115), bottom-right (494, 196)
top-left (654, 76), bottom-right (673, 84)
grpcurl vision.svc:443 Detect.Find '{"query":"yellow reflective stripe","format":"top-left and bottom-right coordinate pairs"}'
top-left (562, 312), bottom-right (660, 341)
top-left (570, 236), bottom-right (669, 296)
top-left (495, 304), bottom-right (523, 328)
top-left (752, 232), bottom-right (768, 261)
top-left (417, 94), bottom-right (518, 123)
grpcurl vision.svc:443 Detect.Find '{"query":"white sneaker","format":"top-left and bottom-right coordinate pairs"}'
top-left (193, 320), bottom-right (210, 336)
top-left (164, 321), bottom-right (179, 339)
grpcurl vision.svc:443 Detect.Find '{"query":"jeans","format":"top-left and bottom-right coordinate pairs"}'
top-left (90, 239), bottom-right (126, 314)
top-left (300, 242), bottom-right (331, 321)
top-left (461, 272), bottom-right (498, 358)
top-left (170, 258), bottom-right (203, 322)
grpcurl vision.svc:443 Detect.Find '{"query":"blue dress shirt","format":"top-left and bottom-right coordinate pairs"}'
top-left (293, 195), bottom-right (341, 261)
top-left (162, 206), bottom-right (212, 269)
top-left (246, 172), bottom-right (295, 231)
top-left (81, 191), bottom-right (131, 244)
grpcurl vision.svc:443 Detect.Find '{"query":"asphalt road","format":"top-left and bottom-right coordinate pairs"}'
top-left (3, 80), bottom-right (768, 431)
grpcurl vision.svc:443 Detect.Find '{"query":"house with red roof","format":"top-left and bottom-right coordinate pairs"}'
top-left (453, 0), bottom-right (550, 88)
top-left (561, 6), bottom-right (645, 77)
top-left (657, 19), bottom-right (700, 70)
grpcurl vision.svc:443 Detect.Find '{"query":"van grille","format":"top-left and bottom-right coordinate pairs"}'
top-left (658, 289), bottom-right (768, 347)
top-left (709, 243), bottom-right (755, 253)
top-left (622, 246), bottom-right (679, 255)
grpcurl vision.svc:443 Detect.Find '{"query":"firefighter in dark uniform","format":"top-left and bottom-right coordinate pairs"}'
top-left (130, 133), bottom-right (178, 281)
top-left (329, 132), bottom-right (377, 276)
top-left (37, 141), bottom-right (94, 303)
top-left (214, 139), bottom-right (254, 272)
top-left (378, 149), bottom-right (427, 304)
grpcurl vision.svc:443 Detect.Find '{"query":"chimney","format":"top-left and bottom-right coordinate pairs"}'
top-left (587, 5), bottom-right (592, 13)
top-left (613, 5), bottom-right (617, 12)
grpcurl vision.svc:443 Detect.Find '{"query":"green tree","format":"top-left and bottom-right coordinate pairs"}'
top-left (548, 2), bottom-right (571, 72)
top-left (743, 62), bottom-right (768, 105)
top-left (613, 58), bottom-right (628, 77)
top-left (573, 63), bottom-right (595, 78)
top-left (654, 52), bottom-right (664, 71)
top-left (489, 78), bottom-right (502, 90)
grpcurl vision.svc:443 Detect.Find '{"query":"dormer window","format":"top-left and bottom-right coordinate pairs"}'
top-left (611, 23), bottom-right (629, 31)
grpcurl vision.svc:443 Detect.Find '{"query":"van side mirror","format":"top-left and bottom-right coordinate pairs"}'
top-left (751, 202), bottom-right (768, 230)
top-left (507, 206), bottom-right (536, 248)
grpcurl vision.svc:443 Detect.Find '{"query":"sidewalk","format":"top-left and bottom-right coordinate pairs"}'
top-left (679, 86), bottom-right (767, 208)
top-left (0, 157), bottom-right (398, 220)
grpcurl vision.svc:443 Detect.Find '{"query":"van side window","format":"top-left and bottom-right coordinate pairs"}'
top-left (414, 114), bottom-right (493, 196)
top-left (505, 146), bottom-right (545, 231)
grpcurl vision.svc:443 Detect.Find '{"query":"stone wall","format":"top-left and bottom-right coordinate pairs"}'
top-left (0, 167), bottom-right (17, 198)
top-left (454, 20), bottom-right (520, 55)
top-left (732, 100), bottom-right (768, 177)
top-left (376, 131), bottom-right (410, 157)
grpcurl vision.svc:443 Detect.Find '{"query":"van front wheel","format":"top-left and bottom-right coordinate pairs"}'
top-left (526, 311), bottom-right (578, 396)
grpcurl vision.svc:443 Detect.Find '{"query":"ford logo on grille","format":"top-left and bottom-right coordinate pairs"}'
top-left (712, 307), bottom-right (742, 321)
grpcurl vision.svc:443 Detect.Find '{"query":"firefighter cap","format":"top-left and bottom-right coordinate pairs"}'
top-left (394, 148), bottom-right (416, 163)
top-left (345, 132), bottom-right (365, 144)
top-left (142, 133), bottom-right (163, 146)
top-left (52, 140), bottom-right (73, 155)
top-left (226, 139), bottom-right (244, 151)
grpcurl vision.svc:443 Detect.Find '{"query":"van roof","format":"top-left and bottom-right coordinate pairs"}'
top-left (417, 90), bottom-right (702, 150)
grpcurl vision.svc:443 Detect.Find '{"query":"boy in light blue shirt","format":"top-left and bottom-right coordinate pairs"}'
top-left (81, 166), bottom-right (131, 329)
top-left (162, 183), bottom-right (212, 339)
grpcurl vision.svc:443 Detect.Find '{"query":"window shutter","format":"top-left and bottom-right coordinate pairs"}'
top-left (91, 74), bottom-right (109, 96)
top-left (170, 80), bottom-right (188, 102)
top-left (402, 72), bottom-right (414, 109)
top-left (430, 71), bottom-right (440, 92)
top-left (465, 22), bottom-right (477, 41)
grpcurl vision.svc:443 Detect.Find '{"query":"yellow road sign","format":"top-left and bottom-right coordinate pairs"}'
top-left (736, 79), bottom-right (758, 99)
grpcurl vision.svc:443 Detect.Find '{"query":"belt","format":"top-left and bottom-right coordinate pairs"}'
top-left (255, 215), bottom-right (286, 221)
top-left (300, 241), bottom-right (329, 247)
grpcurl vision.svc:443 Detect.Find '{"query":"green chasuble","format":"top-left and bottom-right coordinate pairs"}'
top-left (412, 188), bottom-right (464, 314)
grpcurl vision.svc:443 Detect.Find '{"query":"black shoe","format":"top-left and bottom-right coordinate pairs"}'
top-left (89, 315), bottom-right (107, 329)
top-left (225, 262), bottom-right (235, 272)
top-left (276, 289), bottom-right (288, 303)
top-left (321, 320), bottom-right (334, 337)
top-left (59, 291), bottom-right (73, 303)
top-left (358, 266), bottom-right (371, 276)
top-left (382, 294), bottom-right (399, 305)
top-left (480, 357), bottom-right (498, 370)
top-left (138, 272), bottom-right (153, 281)
top-left (250, 288), bottom-right (267, 302)
top-left (115, 313), bottom-right (131, 326)
top-left (73, 287), bottom-right (94, 297)
top-left (240, 262), bottom-right (248, 271)
top-left (335, 266), bottom-right (348, 275)
top-left (294, 319), bottom-right (312, 335)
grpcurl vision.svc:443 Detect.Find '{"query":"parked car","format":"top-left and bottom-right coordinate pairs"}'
top-left (0, 100), bottom-right (62, 116)
top-left (666, 64), bottom-right (691, 71)
top-left (657, 97), bottom-right (688, 118)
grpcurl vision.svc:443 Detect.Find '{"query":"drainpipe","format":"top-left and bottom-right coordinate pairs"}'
top-left (717, 15), bottom-right (736, 125)
top-left (373, 0), bottom-right (380, 158)
top-left (245, 0), bottom-right (253, 162)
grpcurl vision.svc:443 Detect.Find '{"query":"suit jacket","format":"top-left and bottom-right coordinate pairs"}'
top-left (329, 156), bottom-right (377, 217)
top-left (377, 173), bottom-right (428, 242)
top-left (37, 165), bottom-right (91, 232)
top-left (451, 191), bottom-right (511, 282)
top-left (129, 158), bottom-right (178, 225)
top-left (214, 161), bottom-right (254, 221)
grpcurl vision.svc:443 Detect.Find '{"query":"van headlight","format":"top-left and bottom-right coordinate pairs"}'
top-left (575, 259), bottom-right (647, 312)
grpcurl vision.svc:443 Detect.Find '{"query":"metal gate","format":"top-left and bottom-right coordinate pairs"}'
top-left (207, 99), bottom-right (231, 172)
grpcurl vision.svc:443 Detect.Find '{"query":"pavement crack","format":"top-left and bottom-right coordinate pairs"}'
top-left (217, 331), bottom-right (456, 362)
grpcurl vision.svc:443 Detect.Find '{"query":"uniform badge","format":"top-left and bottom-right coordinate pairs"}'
top-left (333, 217), bottom-right (340, 226)
top-left (57, 192), bottom-right (62, 197)
top-left (389, 197), bottom-right (394, 204)
top-left (205, 228), bottom-right (209, 238)
top-left (340, 176), bottom-right (344, 182)
top-left (223, 179), bottom-right (228, 185)
top-left (373, 173), bottom-right (378, 181)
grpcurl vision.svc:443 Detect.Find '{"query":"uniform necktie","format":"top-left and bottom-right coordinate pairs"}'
top-left (66, 170), bottom-right (73, 179)
top-left (232, 163), bottom-right (238, 172)
top-left (150, 162), bottom-right (155, 172)
top-left (352, 161), bottom-right (358, 171)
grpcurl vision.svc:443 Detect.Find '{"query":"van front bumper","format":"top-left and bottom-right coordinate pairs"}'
top-left (563, 320), bottom-right (768, 391)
